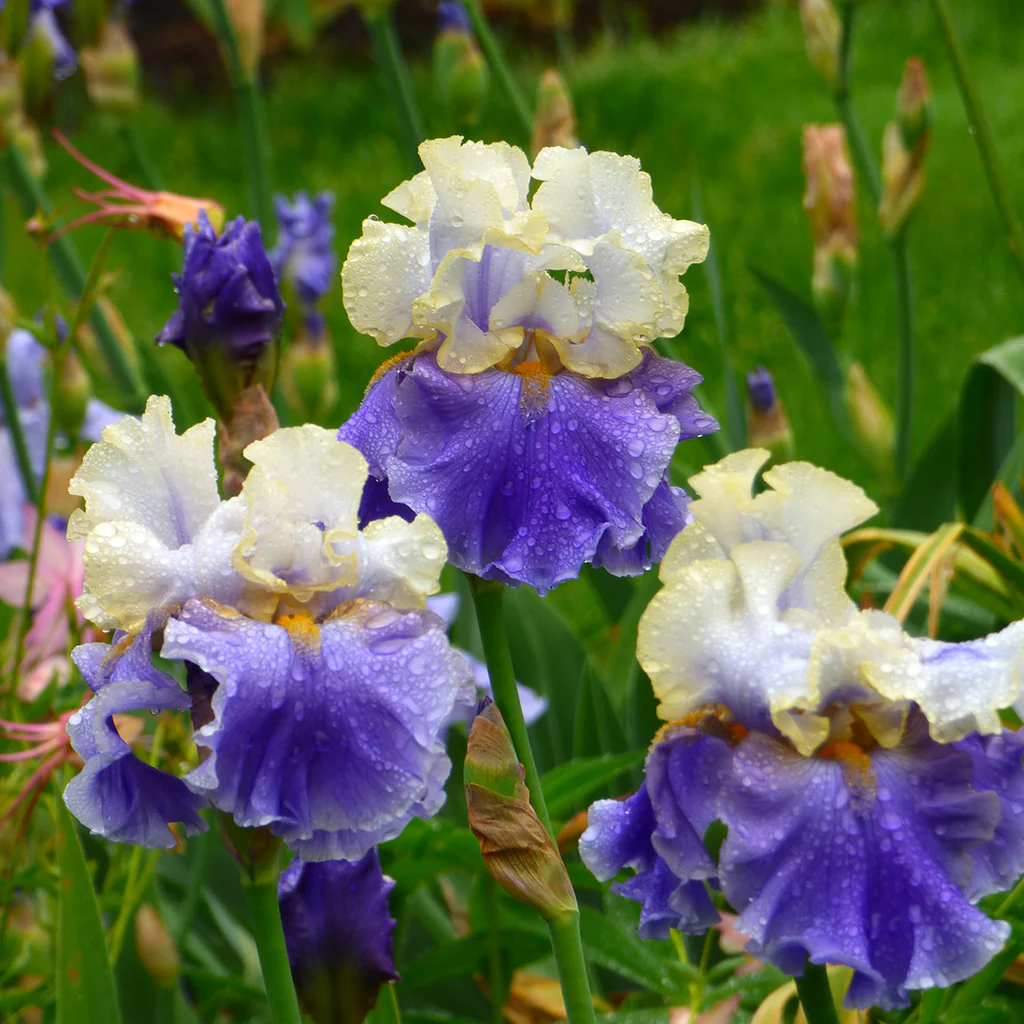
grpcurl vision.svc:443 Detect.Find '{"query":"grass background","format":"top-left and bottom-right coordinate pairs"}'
top-left (3, 0), bottom-right (1023, 497)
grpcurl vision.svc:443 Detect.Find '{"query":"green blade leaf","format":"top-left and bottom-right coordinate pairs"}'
top-left (751, 268), bottom-right (847, 429)
top-left (542, 752), bottom-right (644, 820)
top-left (56, 796), bottom-right (122, 1024)
top-left (895, 415), bottom-right (957, 529)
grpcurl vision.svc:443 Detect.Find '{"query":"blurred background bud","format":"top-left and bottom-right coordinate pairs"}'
top-left (19, 6), bottom-right (77, 120)
top-left (3, 110), bottom-right (47, 177)
top-left (226, 0), bottom-right (265, 79)
top-left (879, 58), bottom-right (931, 238)
top-left (279, 852), bottom-right (399, 1024)
top-left (844, 361), bottom-right (895, 479)
top-left (799, 0), bottom-right (841, 92)
top-left (80, 18), bottom-right (140, 120)
top-left (530, 68), bottom-right (578, 158)
top-left (52, 349), bottom-right (91, 442)
top-left (134, 904), bottom-right (180, 988)
top-left (72, 0), bottom-right (109, 49)
top-left (0, 287), bottom-right (16, 344)
top-left (803, 123), bottom-right (858, 336)
top-left (281, 315), bottom-right (338, 423)
top-left (1, 0), bottom-right (32, 59)
top-left (433, 1), bottom-right (489, 127)
top-left (746, 367), bottom-right (793, 462)
top-left (465, 700), bottom-right (577, 922)
top-left (0, 52), bottom-right (20, 122)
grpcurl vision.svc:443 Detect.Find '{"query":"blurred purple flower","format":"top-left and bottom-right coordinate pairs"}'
top-left (279, 851), bottom-right (399, 1024)
top-left (437, 0), bottom-right (473, 33)
top-left (745, 366), bottom-right (776, 413)
top-left (270, 191), bottom-right (336, 311)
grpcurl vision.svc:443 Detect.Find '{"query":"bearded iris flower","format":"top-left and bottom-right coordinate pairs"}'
top-left (580, 449), bottom-right (1024, 1010)
top-left (63, 396), bottom-right (474, 858)
top-left (339, 137), bottom-right (717, 594)
top-left (270, 191), bottom-right (337, 316)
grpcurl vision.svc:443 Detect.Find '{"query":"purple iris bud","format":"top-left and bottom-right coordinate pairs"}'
top-left (279, 851), bottom-right (399, 1024)
top-left (746, 366), bottom-right (776, 413)
top-left (270, 191), bottom-right (337, 311)
top-left (437, 0), bottom-right (472, 33)
top-left (156, 211), bottom-right (284, 412)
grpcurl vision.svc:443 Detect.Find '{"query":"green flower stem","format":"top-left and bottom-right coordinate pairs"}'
top-left (208, 0), bottom-right (273, 229)
top-left (485, 876), bottom-right (505, 1024)
top-left (0, 359), bottom-right (38, 504)
top-left (929, 0), bottom-right (1024, 287)
top-left (469, 578), bottom-right (552, 835)
top-left (833, 1), bottom-right (881, 205)
top-left (244, 877), bottom-right (304, 1024)
top-left (890, 227), bottom-right (915, 478)
top-left (118, 122), bottom-right (165, 191)
top-left (364, 11), bottom-right (425, 167)
top-left (547, 912), bottom-right (597, 1024)
top-left (794, 962), bottom-right (840, 1024)
top-left (995, 872), bottom-right (1024, 918)
top-left (5, 145), bottom-right (146, 409)
top-left (463, 0), bottom-right (533, 139)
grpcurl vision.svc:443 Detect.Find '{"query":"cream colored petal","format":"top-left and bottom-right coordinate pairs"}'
top-left (863, 619), bottom-right (1024, 742)
top-left (76, 520), bottom-right (200, 633)
top-left (550, 323), bottom-right (644, 378)
top-left (68, 395), bottom-right (218, 549)
top-left (422, 136), bottom-right (531, 215)
top-left (588, 237), bottom-right (661, 342)
top-left (382, 169), bottom-right (438, 226)
top-left (658, 518), bottom-right (725, 584)
top-left (342, 218), bottom-right (434, 347)
top-left (328, 513), bottom-right (447, 611)
top-left (489, 271), bottom-right (582, 340)
top-left (233, 429), bottom-right (368, 601)
top-left (436, 313), bottom-right (518, 374)
top-left (686, 448), bottom-right (772, 553)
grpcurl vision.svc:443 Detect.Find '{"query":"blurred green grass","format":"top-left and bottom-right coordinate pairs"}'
top-left (3, 0), bottom-right (1022, 496)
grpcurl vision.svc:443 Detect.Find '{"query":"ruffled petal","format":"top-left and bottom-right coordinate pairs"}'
top-left (342, 351), bottom-right (708, 593)
top-left (863, 621), bottom-right (1024, 743)
top-left (718, 731), bottom-right (1007, 1011)
top-left (580, 785), bottom-right (718, 939)
top-left (954, 729), bottom-right (1024, 900)
top-left (342, 218), bottom-right (434, 347)
top-left (164, 598), bottom-right (471, 859)
top-left (64, 627), bottom-right (209, 847)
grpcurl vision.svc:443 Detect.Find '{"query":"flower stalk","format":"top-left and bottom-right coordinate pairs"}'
top-left (891, 227), bottom-right (914, 478)
top-left (0, 357), bottom-right (38, 504)
top-left (363, 10), bottom-right (425, 165)
top-left (208, 0), bottom-right (273, 229)
top-left (794, 962), bottom-right (841, 1024)
top-left (246, 876), bottom-right (305, 1024)
top-left (928, 0), bottom-right (1024, 287)
top-left (462, 0), bottom-right (532, 138)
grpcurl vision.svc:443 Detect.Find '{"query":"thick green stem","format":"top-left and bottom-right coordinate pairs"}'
top-left (463, 0), bottom-right (533, 138)
top-left (208, 0), bottom-right (273, 229)
top-left (547, 913), bottom-right (597, 1024)
top-left (469, 579), bottom-right (552, 835)
top-left (0, 360), bottom-right (38, 504)
top-left (929, 0), bottom-right (1024, 287)
top-left (794, 962), bottom-right (840, 1024)
top-left (5, 145), bottom-right (145, 408)
top-left (364, 11), bottom-right (424, 166)
top-left (833, 2), bottom-right (881, 205)
top-left (485, 876), bottom-right (505, 1024)
top-left (245, 878), bottom-right (304, 1024)
top-left (890, 228), bottom-right (915, 478)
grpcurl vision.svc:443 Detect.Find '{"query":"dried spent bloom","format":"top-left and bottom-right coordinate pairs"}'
top-left (803, 124), bottom-right (858, 334)
top-left (279, 851), bottom-right (399, 1024)
top-left (581, 450), bottom-right (1024, 1010)
top-left (53, 131), bottom-right (225, 242)
top-left (270, 191), bottom-right (337, 311)
top-left (157, 212), bottom-right (284, 417)
top-left (64, 397), bottom-right (474, 857)
top-left (340, 137), bottom-right (716, 593)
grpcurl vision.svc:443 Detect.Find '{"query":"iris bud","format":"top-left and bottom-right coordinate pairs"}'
top-left (799, 0), bottom-right (841, 92)
top-left (745, 367), bottom-right (793, 463)
top-left (281, 315), bottom-right (338, 424)
top-left (530, 68), bottom-right (578, 158)
top-left (465, 699), bottom-right (577, 922)
top-left (225, 0), bottom-right (265, 79)
top-left (53, 349), bottom-right (91, 443)
top-left (844, 361), bottom-right (894, 479)
top-left (80, 18), bottom-right (140, 120)
top-left (134, 904), bottom-right (180, 989)
top-left (433, 1), bottom-right (488, 127)
top-left (879, 58), bottom-right (931, 238)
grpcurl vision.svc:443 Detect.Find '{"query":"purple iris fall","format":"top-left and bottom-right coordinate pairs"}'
top-left (580, 450), bottom-right (1024, 1010)
top-left (340, 138), bottom-right (716, 594)
top-left (279, 851), bottom-right (399, 1024)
